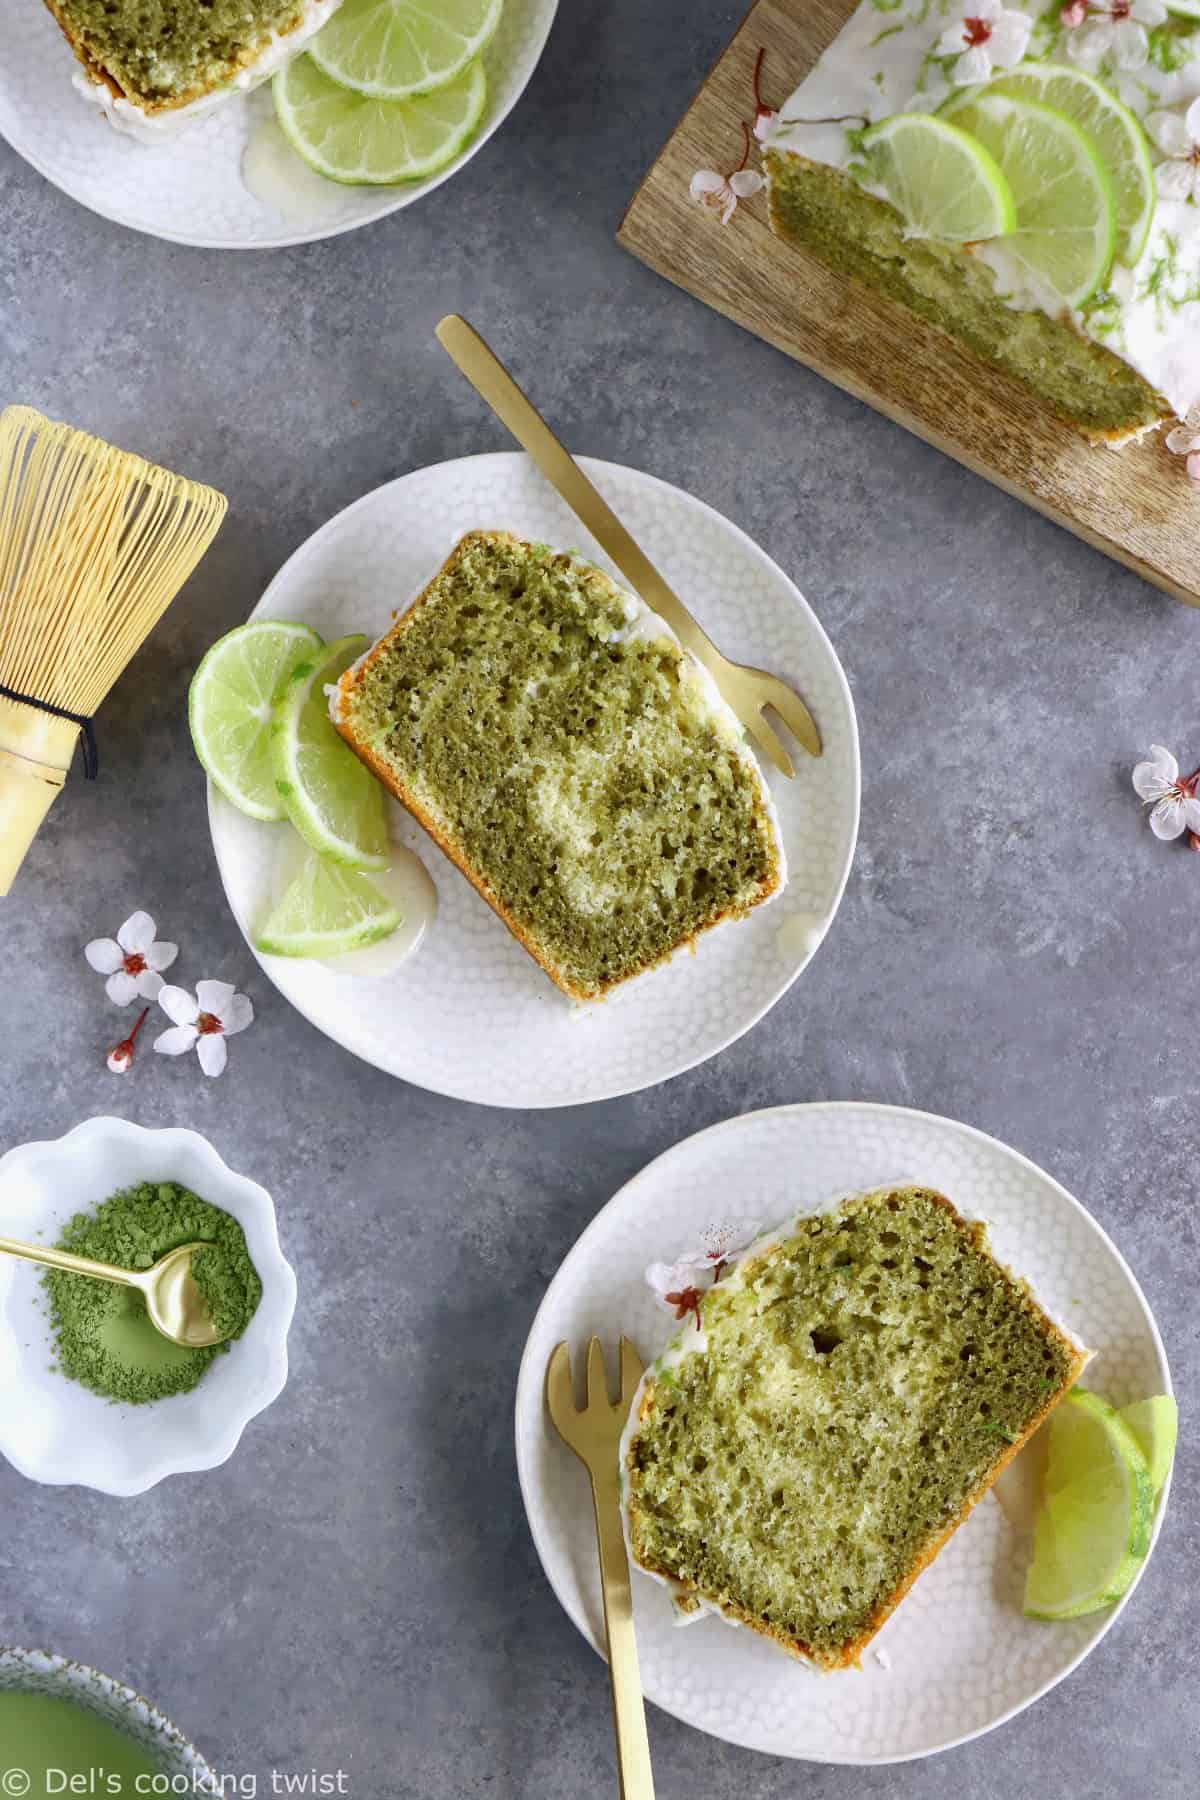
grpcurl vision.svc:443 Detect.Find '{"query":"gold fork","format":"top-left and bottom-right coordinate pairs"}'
top-left (546, 1337), bottom-right (655, 1799)
top-left (436, 313), bottom-right (821, 778)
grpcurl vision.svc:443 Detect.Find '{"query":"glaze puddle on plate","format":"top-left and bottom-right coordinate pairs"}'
top-left (240, 95), bottom-right (348, 226)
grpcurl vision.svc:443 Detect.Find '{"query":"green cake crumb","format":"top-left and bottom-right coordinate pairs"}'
top-left (624, 1186), bottom-right (1084, 1669)
top-left (337, 532), bottom-right (783, 1000)
top-left (50, 0), bottom-right (311, 106)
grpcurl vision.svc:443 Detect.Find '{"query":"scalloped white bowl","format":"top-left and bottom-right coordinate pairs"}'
top-left (0, 1118), bottom-right (295, 1496)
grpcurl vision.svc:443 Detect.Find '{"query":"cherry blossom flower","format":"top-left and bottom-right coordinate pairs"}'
top-left (690, 122), bottom-right (764, 224)
top-left (646, 1221), bottom-right (762, 1328)
top-left (1147, 98), bottom-right (1200, 203)
top-left (154, 979), bottom-right (254, 1078)
top-left (937, 3), bottom-right (1033, 85)
top-left (1165, 405), bottom-right (1200, 490)
top-left (1132, 745), bottom-right (1200, 839)
top-left (85, 911), bottom-right (178, 1006)
top-left (106, 1007), bottom-right (150, 1075)
top-left (1064, 0), bottom-right (1166, 75)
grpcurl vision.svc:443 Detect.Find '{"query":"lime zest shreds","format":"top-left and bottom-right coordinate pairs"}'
top-left (189, 621), bottom-right (323, 822)
top-left (1024, 1388), bottom-right (1155, 1621)
top-left (257, 853), bottom-right (401, 958)
top-left (309, 0), bottom-right (503, 100)
top-left (274, 55), bottom-right (487, 185)
top-left (861, 112), bottom-right (1017, 242)
top-left (945, 66), bottom-right (1154, 266)
top-left (938, 92), bottom-right (1118, 308)
top-left (270, 635), bottom-right (390, 870)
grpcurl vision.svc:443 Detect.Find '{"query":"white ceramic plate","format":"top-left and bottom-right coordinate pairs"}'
top-left (0, 1117), bottom-right (296, 1496)
top-left (206, 452), bottom-right (859, 1109)
top-left (514, 1104), bottom-right (1173, 1764)
top-left (0, 0), bottom-right (557, 249)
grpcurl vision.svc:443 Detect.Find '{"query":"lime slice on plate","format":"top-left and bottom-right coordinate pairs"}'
top-left (189, 621), bottom-right (323, 821)
top-left (309, 0), bottom-right (503, 99)
top-left (271, 634), bottom-right (389, 869)
top-left (1118, 1394), bottom-right (1177, 1498)
top-left (860, 112), bottom-right (1016, 241)
top-left (944, 66), bottom-right (1153, 266)
top-left (939, 92), bottom-right (1117, 308)
top-left (257, 852), bottom-right (401, 957)
top-left (1024, 1388), bottom-right (1154, 1620)
top-left (274, 55), bottom-right (487, 184)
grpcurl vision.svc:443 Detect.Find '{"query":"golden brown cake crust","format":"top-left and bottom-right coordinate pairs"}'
top-left (333, 531), bottom-right (783, 1002)
top-left (625, 1187), bottom-right (1089, 1670)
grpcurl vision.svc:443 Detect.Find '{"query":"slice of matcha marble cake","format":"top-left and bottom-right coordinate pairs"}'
top-left (622, 1185), bottom-right (1087, 1669)
top-left (331, 530), bottom-right (785, 1001)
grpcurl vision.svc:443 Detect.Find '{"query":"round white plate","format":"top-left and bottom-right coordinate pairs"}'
top-left (0, 0), bottom-right (557, 249)
top-left (206, 452), bottom-right (859, 1108)
top-left (515, 1104), bottom-right (1173, 1763)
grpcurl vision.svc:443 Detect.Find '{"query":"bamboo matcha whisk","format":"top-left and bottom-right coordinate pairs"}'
top-left (0, 405), bottom-right (226, 895)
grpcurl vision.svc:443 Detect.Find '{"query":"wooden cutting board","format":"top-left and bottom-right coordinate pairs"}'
top-left (617, 0), bottom-right (1200, 606)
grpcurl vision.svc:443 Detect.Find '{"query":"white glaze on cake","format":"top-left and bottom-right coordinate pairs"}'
top-left (765, 0), bottom-right (1200, 421)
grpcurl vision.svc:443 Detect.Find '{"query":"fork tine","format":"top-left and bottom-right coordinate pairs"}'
top-left (763, 682), bottom-right (822, 758)
top-left (545, 1341), bottom-right (575, 1427)
top-left (746, 713), bottom-right (795, 779)
top-left (586, 1335), bottom-right (611, 1409)
top-left (618, 1337), bottom-right (643, 1409)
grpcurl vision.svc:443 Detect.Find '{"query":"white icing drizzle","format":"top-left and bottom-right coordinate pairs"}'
top-left (765, 0), bottom-right (1200, 422)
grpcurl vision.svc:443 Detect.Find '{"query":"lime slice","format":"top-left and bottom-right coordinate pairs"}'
top-left (270, 635), bottom-right (389, 870)
top-left (274, 55), bottom-right (487, 184)
top-left (1118, 1395), bottom-right (1177, 1498)
top-left (861, 112), bottom-right (1016, 241)
top-left (939, 93), bottom-right (1117, 308)
top-left (1024, 1388), bottom-right (1154, 1620)
top-left (189, 621), bottom-right (323, 821)
top-left (944, 67), bottom-right (1153, 266)
top-left (257, 852), bottom-right (401, 957)
top-left (309, 0), bottom-right (503, 100)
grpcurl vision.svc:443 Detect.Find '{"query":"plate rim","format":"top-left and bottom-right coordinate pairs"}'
top-left (513, 1100), bottom-right (1174, 1764)
top-left (205, 449), bottom-right (861, 1108)
top-left (0, 0), bottom-right (559, 250)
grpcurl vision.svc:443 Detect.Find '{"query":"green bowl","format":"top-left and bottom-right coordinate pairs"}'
top-left (0, 1647), bottom-right (220, 1790)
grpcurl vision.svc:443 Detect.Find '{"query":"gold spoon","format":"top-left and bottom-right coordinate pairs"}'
top-left (0, 1235), bottom-right (226, 1348)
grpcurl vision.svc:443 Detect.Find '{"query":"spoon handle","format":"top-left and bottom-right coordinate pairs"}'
top-left (0, 1234), bottom-right (141, 1289)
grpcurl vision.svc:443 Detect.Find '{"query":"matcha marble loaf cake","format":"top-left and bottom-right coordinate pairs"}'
top-left (45, 0), bottom-right (342, 126)
top-left (332, 530), bottom-right (785, 1001)
top-left (622, 1185), bottom-right (1087, 1669)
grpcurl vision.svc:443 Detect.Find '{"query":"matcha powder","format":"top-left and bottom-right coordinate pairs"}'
top-left (43, 1181), bottom-right (262, 1405)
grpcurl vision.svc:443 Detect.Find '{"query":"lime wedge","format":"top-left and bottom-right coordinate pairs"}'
top-left (939, 92), bottom-right (1117, 307)
top-left (270, 635), bottom-right (389, 870)
top-left (309, 0), bottom-right (503, 99)
top-left (1024, 1388), bottom-right (1154, 1620)
top-left (257, 852), bottom-right (401, 957)
top-left (1118, 1395), bottom-right (1177, 1498)
top-left (274, 55), bottom-right (487, 184)
top-left (944, 67), bottom-right (1153, 266)
top-left (860, 112), bottom-right (1016, 241)
top-left (189, 621), bottom-right (323, 821)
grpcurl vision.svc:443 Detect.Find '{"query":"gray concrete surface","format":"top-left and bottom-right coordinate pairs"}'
top-left (0, 3), bottom-right (1196, 1795)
